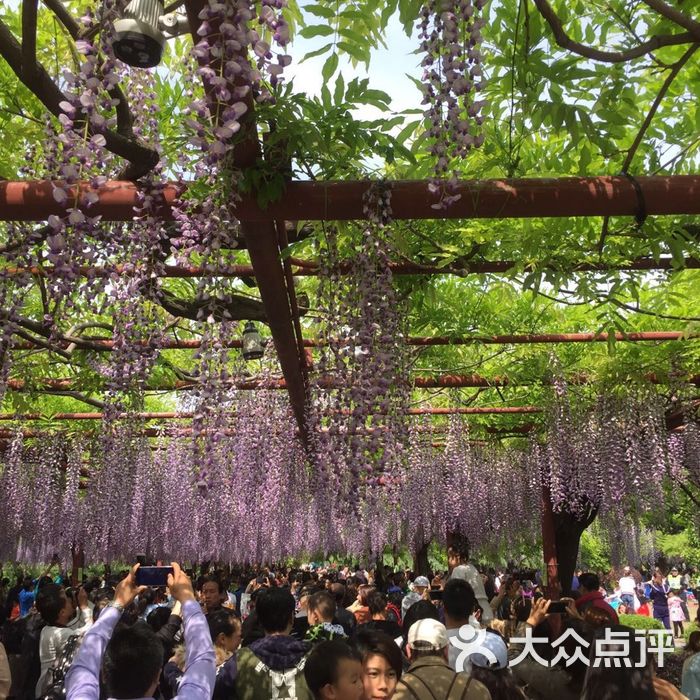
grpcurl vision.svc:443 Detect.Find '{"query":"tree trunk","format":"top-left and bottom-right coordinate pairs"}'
top-left (374, 553), bottom-right (387, 590)
top-left (541, 484), bottom-right (560, 599)
top-left (70, 546), bottom-right (85, 586)
top-left (553, 508), bottom-right (597, 596)
top-left (413, 541), bottom-right (430, 576)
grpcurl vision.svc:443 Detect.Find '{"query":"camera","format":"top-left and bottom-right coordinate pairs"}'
top-left (429, 587), bottom-right (443, 601)
top-left (113, 0), bottom-right (189, 68)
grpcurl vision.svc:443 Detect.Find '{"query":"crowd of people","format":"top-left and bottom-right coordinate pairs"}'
top-left (0, 545), bottom-right (698, 700)
top-left (606, 564), bottom-right (699, 635)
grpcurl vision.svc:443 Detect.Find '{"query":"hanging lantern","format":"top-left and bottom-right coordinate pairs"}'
top-left (242, 321), bottom-right (264, 360)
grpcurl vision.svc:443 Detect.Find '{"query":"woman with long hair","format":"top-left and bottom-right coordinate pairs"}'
top-left (581, 625), bottom-right (687, 700)
top-left (349, 585), bottom-right (376, 625)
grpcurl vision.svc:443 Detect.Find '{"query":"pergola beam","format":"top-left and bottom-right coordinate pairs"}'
top-left (3, 257), bottom-right (698, 280)
top-left (0, 406), bottom-right (543, 421)
top-left (6, 372), bottom-right (699, 392)
top-left (10, 330), bottom-right (696, 352)
top-left (2, 175), bottom-right (700, 221)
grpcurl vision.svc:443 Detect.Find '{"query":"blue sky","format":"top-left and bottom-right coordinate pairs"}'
top-left (285, 16), bottom-right (422, 117)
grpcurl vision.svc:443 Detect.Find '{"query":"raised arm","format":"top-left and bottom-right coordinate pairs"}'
top-left (65, 605), bottom-right (121, 700)
top-left (169, 564), bottom-right (216, 700)
top-left (66, 565), bottom-right (146, 700)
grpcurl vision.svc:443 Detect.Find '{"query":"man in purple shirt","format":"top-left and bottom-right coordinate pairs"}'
top-left (66, 562), bottom-right (215, 700)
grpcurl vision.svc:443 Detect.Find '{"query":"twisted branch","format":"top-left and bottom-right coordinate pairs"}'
top-left (0, 18), bottom-right (158, 179)
top-left (40, 0), bottom-right (134, 138)
top-left (43, 390), bottom-right (106, 409)
top-left (532, 0), bottom-right (696, 63)
top-left (641, 0), bottom-right (700, 41)
top-left (597, 44), bottom-right (699, 252)
top-left (21, 0), bottom-right (38, 79)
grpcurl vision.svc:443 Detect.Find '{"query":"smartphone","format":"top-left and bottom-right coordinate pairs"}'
top-left (135, 566), bottom-right (173, 587)
top-left (548, 601), bottom-right (568, 614)
top-left (429, 589), bottom-right (443, 601)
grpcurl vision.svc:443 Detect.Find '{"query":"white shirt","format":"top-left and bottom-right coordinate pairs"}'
top-left (36, 607), bottom-right (92, 697)
top-left (446, 626), bottom-right (478, 672)
top-left (619, 576), bottom-right (636, 595)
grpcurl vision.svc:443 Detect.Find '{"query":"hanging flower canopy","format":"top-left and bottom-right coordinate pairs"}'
top-left (0, 389), bottom-right (697, 564)
top-left (0, 0), bottom-right (698, 565)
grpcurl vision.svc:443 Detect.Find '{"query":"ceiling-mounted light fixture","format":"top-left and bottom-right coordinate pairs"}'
top-left (242, 321), bottom-right (265, 361)
top-left (112, 0), bottom-right (189, 68)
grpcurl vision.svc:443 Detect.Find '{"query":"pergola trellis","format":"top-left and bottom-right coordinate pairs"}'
top-left (3, 176), bottom-right (699, 436)
top-left (1, 0), bottom-right (699, 590)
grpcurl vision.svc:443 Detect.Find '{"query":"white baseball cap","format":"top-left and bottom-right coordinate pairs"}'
top-left (413, 576), bottom-right (430, 588)
top-left (408, 618), bottom-right (449, 651)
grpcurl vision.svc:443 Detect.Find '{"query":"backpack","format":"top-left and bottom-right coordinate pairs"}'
top-left (41, 633), bottom-right (83, 700)
top-left (0, 617), bottom-right (26, 655)
top-left (19, 612), bottom-right (46, 700)
top-left (235, 647), bottom-right (313, 700)
top-left (401, 670), bottom-right (475, 700)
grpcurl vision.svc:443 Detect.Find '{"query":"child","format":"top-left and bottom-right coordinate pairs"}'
top-left (637, 595), bottom-right (651, 617)
top-left (668, 590), bottom-right (686, 638)
top-left (304, 639), bottom-right (364, 700)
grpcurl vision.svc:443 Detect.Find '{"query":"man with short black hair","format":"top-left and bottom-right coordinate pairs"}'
top-left (66, 563), bottom-right (215, 700)
top-left (304, 639), bottom-right (363, 700)
top-left (393, 619), bottom-right (490, 700)
top-left (102, 625), bottom-right (164, 698)
top-left (360, 591), bottom-right (402, 639)
top-left (442, 579), bottom-right (479, 671)
top-left (235, 587), bottom-right (313, 700)
top-left (575, 572), bottom-right (619, 623)
top-left (306, 591), bottom-right (346, 643)
top-left (200, 577), bottom-right (224, 616)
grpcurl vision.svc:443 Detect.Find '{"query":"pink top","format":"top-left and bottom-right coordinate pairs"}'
top-left (668, 596), bottom-right (686, 622)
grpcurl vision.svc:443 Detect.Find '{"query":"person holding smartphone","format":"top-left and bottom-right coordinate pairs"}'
top-left (35, 584), bottom-right (92, 697)
top-left (66, 563), bottom-right (215, 700)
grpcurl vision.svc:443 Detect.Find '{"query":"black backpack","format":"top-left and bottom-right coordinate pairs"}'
top-left (0, 617), bottom-right (26, 655)
top-left (41, 633), bottom-right (83, 700)
top-left (18, 613), bottom-right (46, 700)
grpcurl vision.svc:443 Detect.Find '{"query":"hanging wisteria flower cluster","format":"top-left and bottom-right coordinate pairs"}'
top-left (187, 0), bottom-right (291, 166)
top-left (3, 385), bottom-right (695, 565)
top-left (307, 184), bottom-right (411, 552)
top-left (399, 417), bottom-right (542, 555)
top-left (539, 379), bottom-right (669, 522)
top-left (418, 0), bottom-right (487, 207)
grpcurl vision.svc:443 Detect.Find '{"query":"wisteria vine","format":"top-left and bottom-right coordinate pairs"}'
top-left (1, 384), bottom-right (696, 564)
top-left (418, 0), bottom-right (487, 207)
